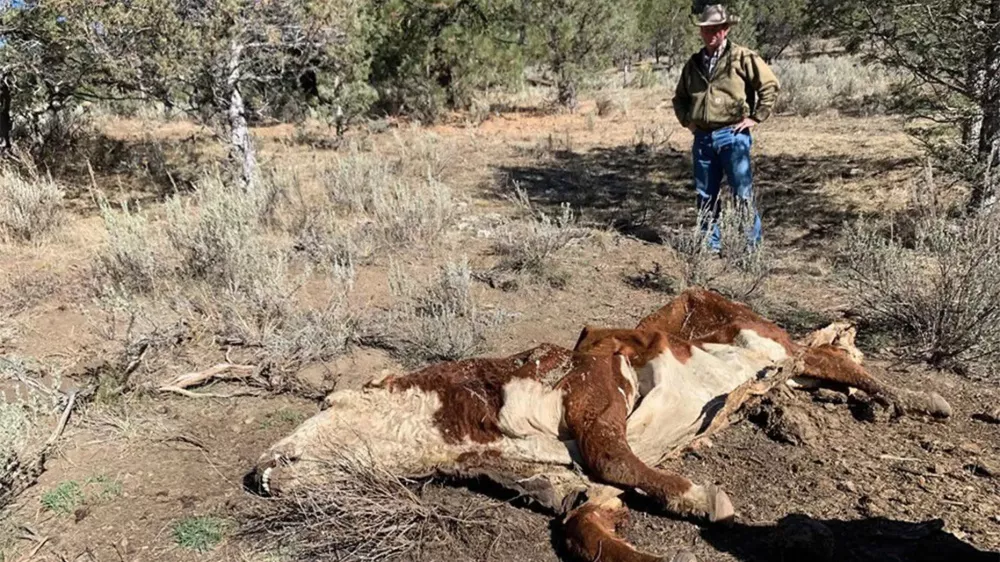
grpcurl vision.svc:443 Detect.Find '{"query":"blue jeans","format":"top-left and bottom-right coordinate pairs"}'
top-left (692, 126), bottom-right (762, 251)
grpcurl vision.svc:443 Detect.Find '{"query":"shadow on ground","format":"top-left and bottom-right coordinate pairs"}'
top-left (700, 513), bottom-right (997, 562)
top-left (495, 144), bottom-right (916, 255)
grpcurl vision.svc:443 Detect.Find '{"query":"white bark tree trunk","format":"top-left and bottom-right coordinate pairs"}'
top-left (971, 0), bottom-right (1000, 211)
top-left (227, 39), bottom-right (257, 193)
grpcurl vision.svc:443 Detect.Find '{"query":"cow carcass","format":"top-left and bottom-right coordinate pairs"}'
top-left (246, 288), bottom-right (951, 562)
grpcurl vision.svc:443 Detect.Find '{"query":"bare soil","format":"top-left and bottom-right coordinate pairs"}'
top-left (2, 90), bottom-right (998, 561)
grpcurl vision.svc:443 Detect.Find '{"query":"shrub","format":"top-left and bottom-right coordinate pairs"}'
top-left (771, 56), bottom-right (901, 117)
top-left (223, 266), bottom-right (359, 374)
top-left (320, 149), bottom-right (454, 250)
top-left (839, 207), bottom-right (1000, 372)
top-left (491, 202), bottom-right (592, 288)
top-left (667, 200), bottom-right (772, 302)
top-left (369, 259), bottom-right (506, 365)
top-left (0, 166), bottom-right (64, 243)
top-left (94, 199), bottom-right (161, 295)
top-left (165, 173), bottom-right (294, 317)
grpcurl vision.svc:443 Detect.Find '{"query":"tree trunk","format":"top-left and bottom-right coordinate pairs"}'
top-left (971, 0), bottom-right (1000, 211)
top-left (962, 58), bottom-right (984, 147)
top-left (226, 40), bottom-right (257, 193)
top-left (0, 77), bottom-right (11, 154)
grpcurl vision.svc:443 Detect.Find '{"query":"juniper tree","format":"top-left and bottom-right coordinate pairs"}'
top-left (810, 0), bottom-right (1000, 211)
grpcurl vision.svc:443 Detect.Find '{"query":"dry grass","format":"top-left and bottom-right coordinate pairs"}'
top-left (239, 449), bottom-right (506, 562)
top-left (319, 142), bottom-right (454, 250)
top-left (0, 356), bottom-right (60, 510)
top-left (488, 184), bottom-right (593, 289)
top-left (0, 166), bottom-right (64, 244)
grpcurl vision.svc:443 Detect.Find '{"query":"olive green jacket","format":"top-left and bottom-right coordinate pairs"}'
top-left (672, 42), bottom-right (780, 132)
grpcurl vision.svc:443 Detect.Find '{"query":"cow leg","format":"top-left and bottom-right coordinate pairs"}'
top-left (798, 345), bottom-right (952, 419)
top-left (564, 493), bottom-right (699, 562)
top-left (572, 408), bottom-right (733, 522)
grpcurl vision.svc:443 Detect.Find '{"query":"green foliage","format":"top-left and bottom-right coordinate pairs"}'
top-left (40, 481), bottom-right (84, 514)
top-left (367, 0), bottom-right (525, 122)
top-left (39, 475), bottom-right (125, 515)
top-left (637, 0), bottom-right (700, 68)
top-left (525, 0), bottom-right (641, 107)
top-left (809, 0), bottom-right (1000, 210)
top-left (173, 516), bottom-right (228, 552)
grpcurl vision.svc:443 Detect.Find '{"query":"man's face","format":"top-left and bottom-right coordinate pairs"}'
top-left (700, 24), bottom-right (729, 51)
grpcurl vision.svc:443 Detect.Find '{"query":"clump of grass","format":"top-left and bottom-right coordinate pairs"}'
top-left (0, 166), bottom-right (64, 243)
top-left (368, 259), bottom-right (506, 366)
top-left (40, 481), bottom-right (85, 514)
top-left (667, 200), bottom-right (772, 302)
top-left (38, 475), bottom-right (125, 515)
top-left (173, 516), bottom-right (228, 552)
top-left (839, 206), bottom-right (1000, 373)
top-left (94, 198), bottom-right (161, 295)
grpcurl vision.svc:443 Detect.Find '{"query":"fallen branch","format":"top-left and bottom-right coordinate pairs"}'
top-left (14, 535), bottom-right (49, 562)
top-left (159, 386), bottom-right (262, 399)
top-left (47, 390), bottom-right (78, 446)
top-left (160, 362), bottom-right (257, 391)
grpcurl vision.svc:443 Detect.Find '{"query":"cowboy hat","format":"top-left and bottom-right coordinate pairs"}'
top-left (693, 4), bottom-right (740, 26)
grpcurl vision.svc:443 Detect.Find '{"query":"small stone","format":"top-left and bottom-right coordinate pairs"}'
top-left (958, 441), bottom-right (984, 455)
top-left (838, 480), bottom-right (858, 494)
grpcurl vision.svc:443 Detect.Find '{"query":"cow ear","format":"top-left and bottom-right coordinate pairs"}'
top-left (573, 325), bottom-right (596, 351)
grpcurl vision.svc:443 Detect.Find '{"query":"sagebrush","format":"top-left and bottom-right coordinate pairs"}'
top-left (667, 200), bottom-right (772, 302)
top-left (0, 166), bottom-right (64, 243)
top-left (839, 207), bottom-right (1000, 372)
top-left (366, 259), bottom-right (506, 365)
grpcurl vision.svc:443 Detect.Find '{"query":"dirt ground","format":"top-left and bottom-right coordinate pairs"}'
top-left (2, 87), bottom-right (999, 562)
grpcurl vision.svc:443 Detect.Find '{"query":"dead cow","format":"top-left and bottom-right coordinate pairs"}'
top-left (246, 288), bottom-right (951, 562)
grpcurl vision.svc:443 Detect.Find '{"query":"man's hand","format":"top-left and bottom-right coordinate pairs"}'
top-left (732, 117), bottom-right (757, 133)
top-left (687, 124), bottom-right (698, 134)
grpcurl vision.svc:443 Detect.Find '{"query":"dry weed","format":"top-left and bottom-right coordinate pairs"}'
top-left (0, 356), bottom-right (60, 510)
top-left (240, 448), bottom-right (505, 562)
top-left (0, 166), bottom-right (64, 244)
top-left (319, 149), bottom-right (454, 249)
top-left (166, 172), bottom-right (295, 316)
top-left (772, 56), bottom-right (900, 117)
top-left (488, 183), bottom-right (592, 289)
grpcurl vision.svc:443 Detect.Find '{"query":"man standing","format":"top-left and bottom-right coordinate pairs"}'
top-left (672, 4), bottom-right (779, 252)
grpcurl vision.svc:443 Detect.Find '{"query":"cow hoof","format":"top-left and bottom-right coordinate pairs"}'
top-left (707, 485), bottom-right (734, 523)
top-left (670, 551), bottom-right (698, 562)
